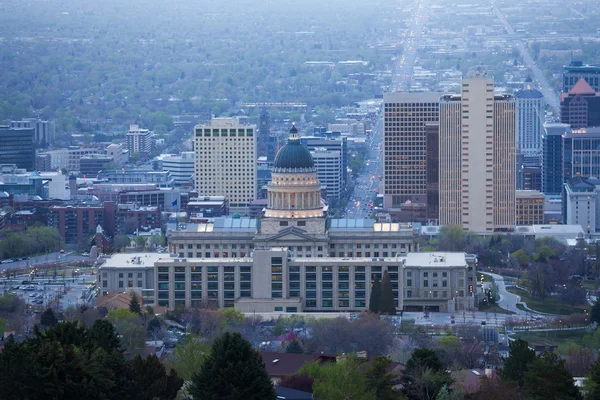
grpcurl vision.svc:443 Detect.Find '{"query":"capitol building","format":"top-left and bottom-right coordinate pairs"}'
top-left (98, 126), bottom-right (477, 313)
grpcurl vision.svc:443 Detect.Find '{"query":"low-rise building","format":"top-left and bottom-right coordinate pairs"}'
top-left (516, 190), bottom-right (545, 226)
top-left (97, 253), bottom-right (160, 305)
top-left (401, 252), bottom-right (477, 312)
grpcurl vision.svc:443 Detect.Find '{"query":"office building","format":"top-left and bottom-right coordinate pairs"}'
top-left (560, 78), bottom-right (600, 129)
top-left (515, 88), bottom-right (545, 156)
top-left (49, 204), bottom-right (108, 244)
top-left (401, 252), bottom-right (477, 312)
top-left (80, 154), bottom-right (114, 178)
top-left (106, 143), bottom-right (129, 166)
top-left (35, 153), bottom-right (52, 172)
top-left (97, 169), bottom-right (174, 188)
top-left (310, 148), bottom-right (343, 203)
top-left (300, 136), bottom-right (348, 188)
top-left (439, 73), bottom-right (516, 233)
top-left (43, 147), bottom-right (102, 172)
top-left (327, 121), bottom-right (365, 136)
top-left (194, 118), bottom-right (257, 212)
top-left (10, 119), bottom-right (55, 145)
top-left (563, 127), bottom-right (600, 182)
top-left (563, 61), bottom-right (600, 93)
top-left (160, 152), bottom-right (194, 186)
top-left (382, 92), bottom-right (442, 222)
top-left (0, 125), bottom-right (35, 170)
top-left (425, 123), bottom-right (440, 223)
top-left (126, 125), bottom-right (153, 160)
top-left (187, 196), bottom-right (229, 219)
top-left (541, 123), bottom-right (570, 195)
top-left (0, 168), bottom-right (46, 198)
top-left (563, 177), bottom-right (599, 235)
top-left (515, 190), bottom-right (545, 226)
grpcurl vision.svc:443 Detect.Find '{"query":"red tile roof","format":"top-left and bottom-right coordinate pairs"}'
top-left (569, 77), bottom-right (596, 95)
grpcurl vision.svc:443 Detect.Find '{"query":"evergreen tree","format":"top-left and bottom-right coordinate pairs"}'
top-left (380, 270), bottom-right (397, 315)
top-left (584, 358), bottom-right (600, 399)
top-left (500, 339), bottom-right (536, 388)
top-left (189, 332), bottom-right (276, 400)
top-left (403, 348), bottom-right (452, 400)
top-left (369, 274), bottom-right (382, 313)
top-left (591, 298), bottom-right (600, 325)
top-left (125, 354), bottom-right (183, 400)
top-left (129, 293), bottom-right (141, 315)
top-left (523, 352), bottom-right (582, 400)
top-left (285, 340), bottom-right (304, 354)
top-left (40, 308), bottom-right (58, 327)
top-left (365, 356), bottom-right (395, 400)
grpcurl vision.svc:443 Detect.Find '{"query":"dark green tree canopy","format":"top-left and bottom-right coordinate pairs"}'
top-left (369, 274), bottom-right (382, 313)
top-left (189, 332), bottom-right (276, 400)
top-left (380, 270), bottom-right (397, 315)
top-left (500, 339), bottom-right (536, 387)
top-left (523, 352), bottom-right (582, 400)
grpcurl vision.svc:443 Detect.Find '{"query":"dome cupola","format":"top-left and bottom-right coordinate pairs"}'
top-left (273, 124), bottom-right (314, 171)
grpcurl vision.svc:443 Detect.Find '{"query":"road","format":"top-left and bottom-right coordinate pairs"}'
top-left (0, 252), bottom-right (87, 273)
top-left (491, 2), bottom-right (561, 116)
top-left (480, 271), bottom-right (526, 315)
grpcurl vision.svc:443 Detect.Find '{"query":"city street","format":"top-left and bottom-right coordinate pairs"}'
top-left (0, 252), bottom-right (88, 273)
top-left (480, 271), bottom-right (526, 315)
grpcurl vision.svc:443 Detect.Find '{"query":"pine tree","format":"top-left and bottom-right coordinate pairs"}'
top-left (285, 340), bottom-right (304, 354)
top-left (129, 293), bottom-right (141, 315)
top-left (523, 352), bottom-right (582, 400)
top-left (380, 270), bottom-right (397, 315)
top-left (189, 332), bottom-right (276, 400)
top-left (40, 308), bottom-right (58, 327)
top-left (369, 274), bottom-right (382, 313)
top-left (500, 339), bottom-right (536, 387)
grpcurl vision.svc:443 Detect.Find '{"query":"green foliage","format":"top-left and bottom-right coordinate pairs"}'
top-left (500, 339), bottom-right (536, 387)
top-left (584, 358), bottom-right (600, 399)
top-left (285, 340), bottom-right (304, 354)
top-left (219, 308), bottom-right (245, 327)
top-left (0, 317), bottom-right (6, 336)
top-left (591, 298), bottom-right (600, 325)
top-left (168, 335), bottom-right (210, 382)
top-left (0, 226), bottom-right (63, 259)
top-left (189, 332), bottom-right (276, 400)
top-left (369, 275), bottom-right (382, 313)
top-left (40, 308), bottom-right (58, 327)
top-left (0, 320), bottom-right (182, 400)
top-left (403, 348), bottom-right (452, 400)
top-left (511, 249), bottom-right (530, 267)
top-left (380, 270), bottom-right (396, 315)
top-left (365, 356), bottom-right (396, 400)
top-left (299, 357), bottom-right (375, 400)
top-left (108, 308), bottom-right (139, 323)
top-left (129, 293), bottom-right (141, 315)
top-left (436, 385), bottom-right (464, 400)
top-left (522, 352), bottom-right (582, 400)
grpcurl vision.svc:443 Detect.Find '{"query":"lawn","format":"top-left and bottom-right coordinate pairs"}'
top-left (477, 272), bottom-right (493, 283)
top-left (508, 288), bottom-right (591, 315)
top-left (582, 280), bottom-right (598, 292)
top-left (513, 329), bottom-right (588, 347)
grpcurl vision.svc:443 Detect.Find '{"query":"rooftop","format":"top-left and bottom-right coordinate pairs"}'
top-left (328, 218), bottom-right (413, 232)
top-left (402, 252), bottom-right (467, 268)
top-left (101, 253), bottom-right (165, 268)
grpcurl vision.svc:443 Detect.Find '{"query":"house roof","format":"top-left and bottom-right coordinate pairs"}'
top-left (260, 352), bottom-right (323, 377)
top-left (451, 369), bottom-right (497, 394)
top-left (569, 77), bottom-right (596, 95)
top-left (96, 293), bottom-right (143, 310)
top-left (275, 386), bottom-right (313, 400)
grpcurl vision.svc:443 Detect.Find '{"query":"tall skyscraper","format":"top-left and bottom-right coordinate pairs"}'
top-left (560, 78), bottom-right (600, 129)
top-left (257, 108), bottom-right (271, 160)
top-left (563, 61), bottom-right (600, 93)
top-left (194, 118), bottom-right (257, 212)
top-left (515, 88), bottom-right (545, 156)
top-left (382, 92), bottom-right (442, 222)
top-left (10, 118), bottom-right (55, 145)
top-left (0, 125), bottom-right (35, 170)
top-left (541, 123), bottom-right (569, 195)
top-left (439, 73), bottom-right (516, 233)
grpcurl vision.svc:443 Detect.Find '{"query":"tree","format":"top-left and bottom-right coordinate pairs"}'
top-left (561, 278), bottom-right (586, 311)
top-left (40, 308), bottom-right (58, 327)
top-left (511, 249), bottom-right (530, 267)
top-left (168, 335), bottom-right (210, 382)
top-left (134, 235), bottom-right (146, 248)
top-left (369, 275), bottom-right (382, 313)
top-left (489, 282), bottom-right (500, 304)
top-left (468, 376), bottom-right (524, 400)
top-left (129, 293), bottom-right (141, 315)
top-left (113, 234), bottom-right (131, 251)
top-left (125, 354), bottom-right (183, 400)
top-left (403, 348), bottom-right (452, 400)
top-left (591, 298), bottom-right (600, 325)
top-left (299, 357), bottom-right (375, 400)
top-left (365, 356), bottom-right (396, 400)
top-left (584, 358), bottom-right (600, 399)
top-left (380, 270), bottom-right (396, 315)
top-left (500, 339), bottom-right (536, 387)
top-left (435, 385), bottom-right (464, 400)
top-left (523, 352), bottom-right (582, 400)
top-left (189, 332), bottom-right (276, 400)
top-left (285, 340), bottom-right (304, 354)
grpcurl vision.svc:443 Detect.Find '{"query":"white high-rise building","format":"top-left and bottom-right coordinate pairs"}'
top-left (161, 152), bottom-right (195, 186)
top-left (126, 125), bottom-right (152, 160)
top-left (439, 73), bottom-right (516, 233)
top-left (194, 118), bottom-right (257, 212)
top-left (310, 148), bottom-right (342, 202)
top-left (515, 87), bottom-right (545, 156)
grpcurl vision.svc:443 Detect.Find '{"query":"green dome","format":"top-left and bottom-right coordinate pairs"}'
top-left (273, 125), bottom-right (314, 170)
top-left (232, 212), bottom-right (241, 219)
